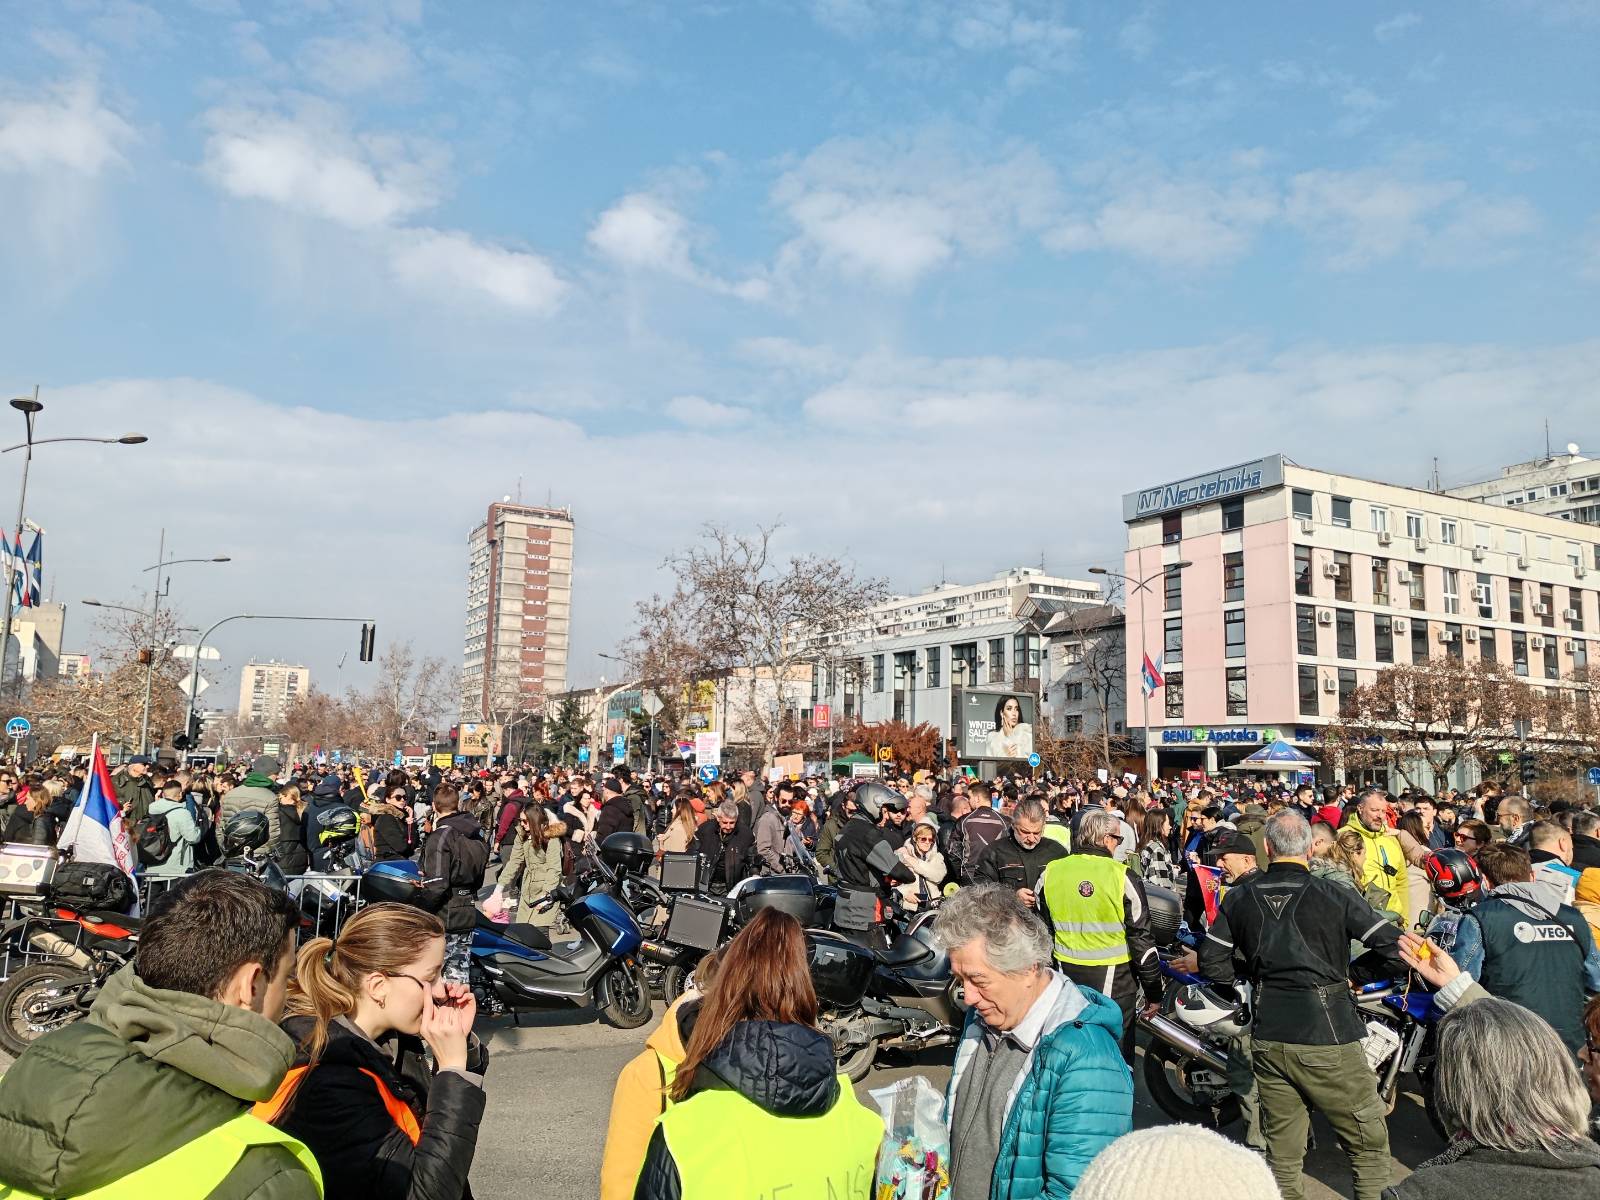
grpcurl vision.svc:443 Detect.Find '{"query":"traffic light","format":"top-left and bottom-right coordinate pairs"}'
top-left (448, 724), bottom-right (459, 745)
top-left (1518, 751), bottom-right (1536, 785)
top-left (359, 623), bottom-right (376, 662)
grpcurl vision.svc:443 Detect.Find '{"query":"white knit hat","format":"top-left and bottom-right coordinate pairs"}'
top-left (1074, 1126), bottom-right (1280, 1200)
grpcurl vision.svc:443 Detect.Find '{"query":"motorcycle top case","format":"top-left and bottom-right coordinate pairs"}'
top-left (665, 894), bottom-right (727, 952)
top-left (807, 929), bottom-right (877, 1008)
top-left (736, 875), bottom-right (822, 926)
top-left (1145, 884), bottom-right (1181, 948)
top-left (658, 852), bottom-right (709, 892)
top-left (0, 842), bottom-right (59, 896)
top-left (51, 861), bottom-right (137, 913)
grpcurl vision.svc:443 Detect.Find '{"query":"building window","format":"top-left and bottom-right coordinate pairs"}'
top-left (1221, 498), bottom-right (1244, 531)
top-left (873, 654), bottom-right (884, 692)
top-left (1338, 668), bottom-right (1357, 712)
top-left (1226, 666), bottom-right (1248, 716)
top-left (1063, 682), bottom-right (1084, 701)
top-left (1576, 640), bottom-right (1589, 671)
top-left (1222, 551), bottom-right (1244, 603)
top-left (1372, 557), bottom-right (1390, 606)
top-left (1292, 489), bottom-right (1314, 520)
top-left (1475, 573), bottom-right (1495, 620)
top-left (1297, 604), bottom-right (1318, 655)
top-left (988, 638), bottom-right (1006, 683)
top-left (1571, 592), bottom-right (1585, 632)
top-left (1165, 671), bottom-right (1183, 719)
top-left (1536, 535), bottom-right (1552, 561)
top-left (1299, 665), bottom-right (1319, 716)
top-left (1539, 583), bottom-right (1556, 628)
top-left (1511, 631), bottom-right (1528, 676)
top-left (926, 646), bottom-right (940, 689)
top-left (1375, 614), bottom-right (1394, 663)
top-left (1295, 545), bottom-right (1313, 597)
top-left (1063, 714), bottom-right (1083, 733)
top-left (1544, 638), bottom-right (1559, 679)
top-left (1332, 496), bottom-right (1352, 528)
top-left (1164, 564), bottom-right (1182, 611)
top-left (1509, 579), bottom-right (1525, 624)
top-left (1336, 610), bottom-right (1356, 660)
top-left (1013, 633), bottom-right (1040, 679)
top-left (1370, 506), bottom-right (1389, 533)
top-left (1439, 519), bottom-right (1458, 546)
top-left (1333, 551), bottom-right (1352, 602)
top-left (1411, 618), bottom-right (1429, 664)
top-left (1409, 566), bottom-right (1426, 612)
top-left (1479, 629), bottom-right (1496, 663)
top-left (1508, 529), bottom-right (1524, 557)
top-left (1224, 609), bottom-right (1246, 659)
top-left (951, 643), bottom-right (977, 684)
top-left (1164, 618), bottom-right (1183, 662)
top-left (1162, 513), bottom-right (1181, 545)
top-left (1406, 512), bottom-right (1425, 539)
top-left (1443, 568), bottom-right (1460, 616)
top-left (1473, 524), bottom-right (1491, 551)
top-left (1446, 623), bottom-right (1464, 661)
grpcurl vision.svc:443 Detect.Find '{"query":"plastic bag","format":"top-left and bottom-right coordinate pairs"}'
top-left (868, 1075), bottom-right (950, 1200)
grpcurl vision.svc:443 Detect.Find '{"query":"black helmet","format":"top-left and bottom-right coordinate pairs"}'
top-left (222, 809), bottom-right (270, 854)
top-left (314, 805), bottom-right (360, 846)
top-left (1424, 848), bottom-right (1483, 905)
top-left (599, 831), bottom-right (653, 873)
top-left (853, 782), bottom-right (906, 822)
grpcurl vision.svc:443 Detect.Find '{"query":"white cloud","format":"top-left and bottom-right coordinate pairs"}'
top-left (388, 229), bottom-right (567, 313)
top-left (0, 80), bottom-right (133, 175)
top-left (201, 106), bottom-right (444, 228)
top-left (772, 131), bottom-right (1059, 285)
top-left (664, 395), bottom-right (751, 427)
top-left (1284, 169), bottom-right (1467, 268)
top-left (298, 30), bottom-right (417, 94)
top-left (587, 192), bottom-right (768, 300)
top-left (1374, 12), bottom-right (1422, 42)
top-left (1581, 217), bottom-right (1600, 282)
top-left (808, 1), bottom-right (1080, 72)
top-left (1118, 6), bottom-right (1158, 60)
top-left (1048, 173), bottom-right (1278, 268)
top-left (1425, 196), bottom-right (1540, 266)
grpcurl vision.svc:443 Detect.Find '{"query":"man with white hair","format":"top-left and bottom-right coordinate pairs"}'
top-left (1200, 810), bottom-right (1405, 1200)
top-left (937, 884), bottom-right (1132, 1200)
top-left (1037, 808), bottom-right (1163, 1062)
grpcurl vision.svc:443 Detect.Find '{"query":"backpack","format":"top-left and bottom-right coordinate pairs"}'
top-left (135, 809), bottom-right (176, 867)
top-left (51, 860), bottom-right (137, 912)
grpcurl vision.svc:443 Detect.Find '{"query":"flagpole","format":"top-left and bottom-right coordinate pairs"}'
top-left (56, 731), bottom-right (98, 854)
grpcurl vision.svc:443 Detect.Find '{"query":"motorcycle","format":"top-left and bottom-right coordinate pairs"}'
top-left (1138, 938), bottom-right (1247, 1128)
top-left (365, 858), bottom-right (653, 1030)
top-left (0, 902), bottom-right (140, 1058)
top-left (1354, 977), bottom-right (1444, 1136)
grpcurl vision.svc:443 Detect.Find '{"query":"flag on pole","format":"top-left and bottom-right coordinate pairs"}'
top-left (8, 531), bottom-right (22, 607)
top-left (20, 529), bottom-right (41, 608)
top-left (1193, 863), bottom-right (1224, 925)
top-left (1140, 652), bottom-right (1165, 698)
top-left (56, 735), bottom-right (139, 908)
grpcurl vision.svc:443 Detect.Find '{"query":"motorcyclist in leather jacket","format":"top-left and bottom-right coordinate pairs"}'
top-left (830, 782), bottom-right (916, 948)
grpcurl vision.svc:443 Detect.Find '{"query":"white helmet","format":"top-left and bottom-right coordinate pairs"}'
top-left (1173, 982), bottom-right (1252, 1039)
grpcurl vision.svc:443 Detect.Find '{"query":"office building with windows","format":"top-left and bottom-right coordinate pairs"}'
top-left (461, 501), bottom-right (574, 723)
top-left (238, 660), bottom-right (310, 728)
top-left (1123, 455), bottom-right (1600, 786)
top-left (1444, 445), bottom-right (1600, 526)
top-left (806, 568), bottom-right (1102, 741)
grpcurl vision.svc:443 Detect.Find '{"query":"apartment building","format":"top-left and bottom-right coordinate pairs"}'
top-left (462, 501), bottom-right (574, 723)
top-left (1122, 455), bottom-right (1600, 787)
top-left (807, 568), bottom-right (1102, 741)
top-left (237, 660), bottom-right (310, 727)
top-left (1445, 445), bottom-right (1600, 526)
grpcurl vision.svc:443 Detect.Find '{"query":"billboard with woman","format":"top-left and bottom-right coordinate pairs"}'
top-left (957, 690), bottom-right (1036, 760)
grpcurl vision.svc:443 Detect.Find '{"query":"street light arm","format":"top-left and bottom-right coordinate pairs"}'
top-left (141, 556), bottom-right (232, 572)
top-left (0, 436), bottom-right (144, 454)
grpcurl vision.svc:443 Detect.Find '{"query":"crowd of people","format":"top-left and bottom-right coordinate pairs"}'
top-left (1, 750), bottom-right (1599, 1197)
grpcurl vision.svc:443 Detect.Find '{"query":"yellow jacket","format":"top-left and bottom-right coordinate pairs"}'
top-left (599, 992), bottom-right (695, 1200)
top-left (1575, 868), bottom-right (1600, 947)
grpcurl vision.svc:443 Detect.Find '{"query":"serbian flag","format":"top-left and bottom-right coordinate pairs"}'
top-left (1140, 652), bottom-right (1165, 698)
top-left (21, 529), bottom-right (41, 607)
top-left (56, 735), bottom-right (139, 908)
top-left (1193, 863), bottom-right (1224, 925)
top-left (8, 531), bottom-right (22, 607)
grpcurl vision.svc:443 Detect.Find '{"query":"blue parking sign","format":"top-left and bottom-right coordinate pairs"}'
top-left (1588, 766), bottom-right (1600, 786)
top-left (1027, 752), bottom-right (1041, 768)
top-left (698, 764), bottom-right (720, 784)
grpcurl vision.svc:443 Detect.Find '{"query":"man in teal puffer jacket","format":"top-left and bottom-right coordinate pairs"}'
top-left (937, 883), bottom-right (1134, 1199)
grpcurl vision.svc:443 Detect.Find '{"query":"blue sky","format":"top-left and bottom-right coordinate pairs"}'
top-left (0, 0), bottom-right (1597, 698)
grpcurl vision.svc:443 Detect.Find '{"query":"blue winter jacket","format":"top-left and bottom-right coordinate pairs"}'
top-left (944, 975), bottom-right (1133, 1200)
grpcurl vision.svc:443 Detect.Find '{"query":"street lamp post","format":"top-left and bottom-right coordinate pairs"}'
top-left (0, 389), bottom-right (146, 688)
top-left (135, 533), bottom-right (230, 753)
top-left (1090, 560), bottom-right (1191, 784)
top-left (83, 599), bottom-right (198, 753)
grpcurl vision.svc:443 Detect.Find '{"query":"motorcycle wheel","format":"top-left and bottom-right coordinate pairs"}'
top-left (1142, 1040), bottom-right (1241, 1130)
top-left (661, 962), bottom-right (692, 1003)
top-left (0, 964), bottom-right (93, 1058)
top-left (597, 961), bottom-right (653, 1030)
top-left (837, 1036), bottom-right (877, 1083)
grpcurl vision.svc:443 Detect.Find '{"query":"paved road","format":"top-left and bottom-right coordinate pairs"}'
top-left (472, 999), bottom-right (1441, 1199)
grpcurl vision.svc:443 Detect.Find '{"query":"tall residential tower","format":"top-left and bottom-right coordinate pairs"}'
top-left (462, 500), bottom-right (574, 723)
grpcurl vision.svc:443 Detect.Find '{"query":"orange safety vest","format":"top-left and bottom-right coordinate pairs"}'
top-left (254, 1064), bottom-right (422, 1145)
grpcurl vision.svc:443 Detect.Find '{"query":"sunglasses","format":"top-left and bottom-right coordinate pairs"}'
top-left (1453, 833), bottom-right (1480, 844)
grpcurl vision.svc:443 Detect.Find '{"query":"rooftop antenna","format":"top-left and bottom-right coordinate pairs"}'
top-left (516, 475), bottom-right (523, 503)
top-left (1431, 457), bottom-right (1441, 492)
top-left (1545, 419), bottom-right (1551, 462)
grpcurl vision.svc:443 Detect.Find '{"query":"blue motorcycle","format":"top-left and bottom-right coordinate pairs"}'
top-left (364, 862), bottom-right (653, 1030)
top-left (1354, 977), bottom-right (1443, 1136)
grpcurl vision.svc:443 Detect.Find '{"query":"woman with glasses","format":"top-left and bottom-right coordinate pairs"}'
top-left (259, 903), bottom-right (486, 1200)
top-left (895, 815), bottom-right (948, 909)
top-left (1452, 818), bottom-right (1493, 863)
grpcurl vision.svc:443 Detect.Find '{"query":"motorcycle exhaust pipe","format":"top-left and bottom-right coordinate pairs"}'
top-left (1140, 1012), bottom-right (1231, 1074)
top-left (636, 939), bottom-right (684, 966)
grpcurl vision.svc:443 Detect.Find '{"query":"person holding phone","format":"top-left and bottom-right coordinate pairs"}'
top-left (258, 903), bottom-right (487, 1200)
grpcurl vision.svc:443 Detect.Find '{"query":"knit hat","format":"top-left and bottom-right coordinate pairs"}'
top-left (1074, 1126), bottom-right (1279, 1200)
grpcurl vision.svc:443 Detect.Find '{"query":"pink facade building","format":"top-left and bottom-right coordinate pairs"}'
top-left (1122, 455), bottom-right (1600, 786)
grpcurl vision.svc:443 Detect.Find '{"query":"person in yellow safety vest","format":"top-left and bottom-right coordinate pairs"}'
top-left (600, 952), bottom-right (723, 1200)
top-left (0, 871), bottom-right (322, 1200)
top-left (1344, 788), bottom-right (1431, 923)
top-left (632, 910), bottom-right (884, 1200)
top-left (1038, 809), bottom-right (1164, 1064)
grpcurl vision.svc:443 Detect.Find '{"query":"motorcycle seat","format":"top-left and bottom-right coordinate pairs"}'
top-left (475, 912), bottom-right (552, 951)
top-left (876, 935), bottom-right (931, 969)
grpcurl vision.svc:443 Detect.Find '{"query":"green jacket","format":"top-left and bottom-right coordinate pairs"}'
top-left (114, 771), bottom-right (156, 831)
top-left (499, 822), bottom-right (567, 927)
top-left (0, 966), bottom-right (319, 1200)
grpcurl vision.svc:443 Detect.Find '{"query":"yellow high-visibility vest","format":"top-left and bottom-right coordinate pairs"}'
top-left (0, 1112), bottom-right (322, 1200)
top-left (656, 1073), bottom-right (881, 1199)
top-left (1041, 853), bottom-right (1131, 966)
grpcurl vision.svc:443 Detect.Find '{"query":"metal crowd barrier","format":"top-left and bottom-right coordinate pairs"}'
top-left (1, 870), bottom-right (373, 985)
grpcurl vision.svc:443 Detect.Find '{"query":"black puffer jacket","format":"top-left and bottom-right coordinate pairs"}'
top-left (633, 1021), bottom-right (843, 1200)
top-left (275, 1016), bottom-right (486, 1200)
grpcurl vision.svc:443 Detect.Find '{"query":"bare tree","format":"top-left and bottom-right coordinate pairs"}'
top-left (1049, 605), bottom-right (1125, 772)
top-left (1324, 658), bottom-right (1541, 789)
top-left (627, 523), bottom-right (886, 768)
